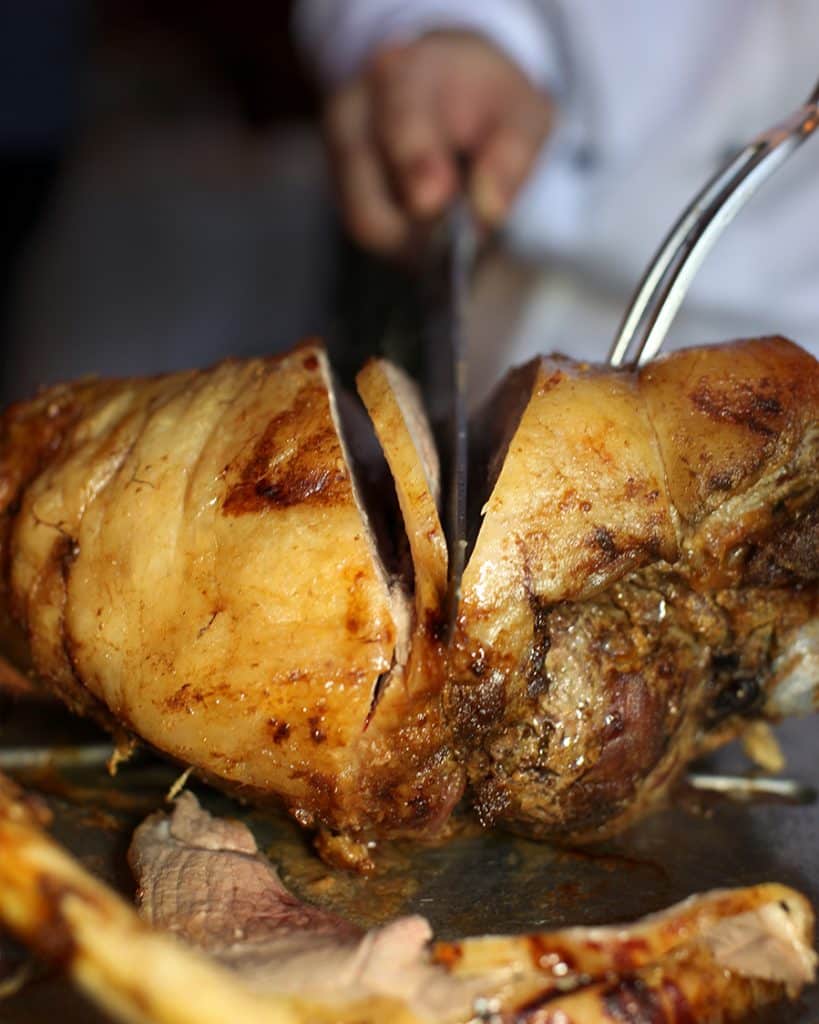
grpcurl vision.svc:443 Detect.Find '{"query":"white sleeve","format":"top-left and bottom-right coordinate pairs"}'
top-left (292, 0), bottom-right (561, 92)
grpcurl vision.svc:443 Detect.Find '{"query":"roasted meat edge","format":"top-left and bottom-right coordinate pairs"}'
top-left (0, 343), bottom-right (458, 841)
top-left (450, 337), bottom-right (819, 839)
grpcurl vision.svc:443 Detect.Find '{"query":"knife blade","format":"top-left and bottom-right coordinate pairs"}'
top-left (446, 200), bottom-right (474, 633)
top-left (419, 199), bottom-right (475, 635)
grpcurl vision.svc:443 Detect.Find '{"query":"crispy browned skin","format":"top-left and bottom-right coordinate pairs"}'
top-left (0, 343), bottom-right (459, 839)
top-left (450, 337), bottom-right (818, 839)
top-left (0, 336), bottom-right (816, 848)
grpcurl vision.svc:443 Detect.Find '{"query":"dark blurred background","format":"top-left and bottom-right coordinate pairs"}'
top-left (0, 1), bottom-right (405, 404)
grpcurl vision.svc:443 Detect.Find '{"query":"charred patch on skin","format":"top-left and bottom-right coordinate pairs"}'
top-left (706, 673), bottom-right (762, 727)
top-left (526, 599), bottom-right (552, 699)
top-left (449, 667), bottom-right (507, 737)
top-left (742, 502), bottom-right (819, 584)
top-left (689, 377), bottom-right (784, 438)
top-left (267, 718), bottom-right (290, 744)
top-left (222, 385), bottom-right (349, 515)
top-left (706, 471), bottom-right (736, 493)
top-left (580, 519), bottom-right (671, 585)
top-left (624, 475), bottom-right (661, 504)
top-left (162, 683), bottom-right (206, 714)
top-left (591, 526), bottom-right (619, 562)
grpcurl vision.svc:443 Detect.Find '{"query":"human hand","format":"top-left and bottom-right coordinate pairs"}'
top-left (323, 31), bottom-right (555, 254)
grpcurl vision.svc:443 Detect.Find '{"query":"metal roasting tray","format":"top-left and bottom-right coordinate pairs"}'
top-left (0, 691), bottom-right (817, 1024)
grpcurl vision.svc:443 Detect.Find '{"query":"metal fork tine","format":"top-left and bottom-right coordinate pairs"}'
top-left (608, 147), bottom-right (754, 366)
top-left (609, 75), bottom-right (819, 368)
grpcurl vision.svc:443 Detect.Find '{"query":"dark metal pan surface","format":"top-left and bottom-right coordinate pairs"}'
top-left (0, 694), bottom-right (816, 1023)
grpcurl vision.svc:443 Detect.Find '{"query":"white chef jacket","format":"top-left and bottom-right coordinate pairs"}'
top-left (295, 0), bottom-right (819, 398)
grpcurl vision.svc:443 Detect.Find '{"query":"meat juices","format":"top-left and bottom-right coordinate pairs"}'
top-left (126, 793), bottom-right (817, 1022)
top-left (0, 781), bottom-right (814, 1023)
top-left (0, 336), bottom-right (816, 853)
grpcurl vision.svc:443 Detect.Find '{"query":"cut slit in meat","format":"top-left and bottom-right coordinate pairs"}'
top-left (467, 356), bottom-right (541, 550)
top-left (331, 384), bottom-right (411, 601)
top-left (0, 342), bottom-right (460, 844)
top-left (0, 335), bottom-right (815, 855)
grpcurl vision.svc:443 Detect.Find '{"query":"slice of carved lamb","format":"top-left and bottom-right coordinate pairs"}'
top-left (356, 358), bottom-right (448, 623)
top-left (129, 791), bottom-right (482, 1013)
top-left (129, 794), bottom-right (817, 1022)
top-left (450, 336), bottom-right (818, 841)
top-left (0, 779), bottom-right (814, 1024)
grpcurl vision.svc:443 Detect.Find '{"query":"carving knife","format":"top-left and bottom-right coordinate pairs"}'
top-left (420, 199), bottom-right (474, 635)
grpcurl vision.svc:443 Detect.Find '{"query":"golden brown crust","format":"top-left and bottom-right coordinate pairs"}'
top-left (639, 336), bottom-right (819, 526)
top-left (0, 345), bottom-right (457, 838)
top-left (451, 337), bottom-right (818, 840)
top-left (0, 337), bottom-right (815, 848)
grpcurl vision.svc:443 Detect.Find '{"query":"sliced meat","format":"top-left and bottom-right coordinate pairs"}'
top-left (126, 798), bottom-right (819, 1021)
top-left (129, 793), bottom-right (483, 1013)
top-left (351, 358), bottom-right (460, 857)
top-left (129, 792), bottom-right (360, 963)
top-left (0, 779), bottom-right (814, 1024)
top-left (357, 358), bottom-right (447, 622)
top-left (130, 795), bottom-right (817, 1021)
top-left (0, 335), bottom-right (815, 852)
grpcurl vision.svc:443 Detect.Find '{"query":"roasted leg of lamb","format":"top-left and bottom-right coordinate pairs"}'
top-left (0, 337), bottom-right (816, 850)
